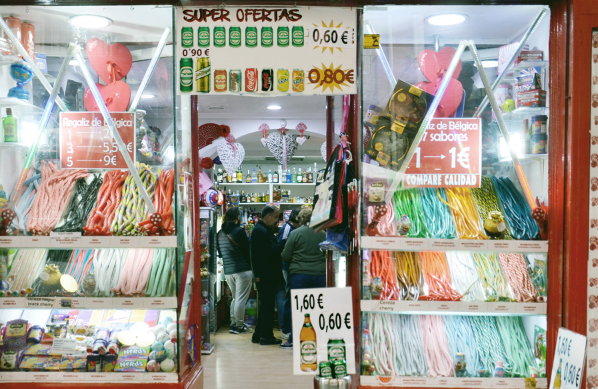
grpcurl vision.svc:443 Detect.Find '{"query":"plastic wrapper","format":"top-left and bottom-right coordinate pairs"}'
top-left (0, 349), bottom-right (23, 370)
top-left (115, 345), bottom-right (150, 372)
top-left (3, 319), bottom-right (28, 350)
top-left (19, 355), bottom-right (61, 371)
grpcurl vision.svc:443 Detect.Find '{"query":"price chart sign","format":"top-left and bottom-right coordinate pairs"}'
top-left (291, 287), bottom-right (355, 376)
top-left (59, 112), bottom-right (135, 170)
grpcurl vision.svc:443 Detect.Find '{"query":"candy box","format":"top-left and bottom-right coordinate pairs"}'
top-left (19, 355), bottom-right (61, 371)
top-left (60, 354), bottom-right (86, 371)
top-left (23, 343), bottom-right (55, 356)
top-left (517, 50), bottom-right (543, 62)
top-left (115, 345), bottom-right (150, 372)
top-left (0, 349), bottom-right (23, 370)
top-left (3, 319), bottom-right (28, 350)
top-left (517, 90), bottom-right (547, 108)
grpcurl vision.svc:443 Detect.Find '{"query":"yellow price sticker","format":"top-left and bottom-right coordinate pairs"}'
top-left (364, 34), bottom-right (380, 49)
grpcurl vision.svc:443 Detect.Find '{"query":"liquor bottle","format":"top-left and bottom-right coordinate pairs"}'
top-left (4, 109), bottom-right (19, 143)
top-left (264, 191), bottom-right (270, 203)
top-left (292, 168), bottom-right (297, 183)
top-left (228, 171), bottom-right (233, 183)
top-left (256, 166), bottom-right (262, 183)
top-left (267, 169), bottom-right (273, 183)
top-left (241, 191), bottom-right (246, 203)
top-left (307, 167), bottom-right (313, 183)
top-left (303, 168), bottom-right (308, 183)
top-left (252, 168), bottom-right (258, 183)
top-left (274, 186), bottom-right (282, 202)
top-left (273, 169), bottom-right (279, 183)
top-left (299, 314), bottom-right (317, 372)
top-left (251, 193), bottom-right (256, 203)
top-left (246, 170), bottom-right (252, 183)
top-left (314, 163), bottom-right (319, 182)
top-left (282, 189), bottom-right (289, 203)
top-left (297, 168), bottom-right (302, 183)
top-left (553, 359), bottom-right (562, 389)
top-left (237, 167), bottom-right (243, 183)
top-left (286, 169), bottom-right (291, 183)
top-left (222, 171), bottom-right (228, 183)
top-left (217, 169), bottom-right (223, 183)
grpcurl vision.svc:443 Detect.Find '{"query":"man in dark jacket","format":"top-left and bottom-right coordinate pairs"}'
top-left (250, 205), bottom-right (285, 345)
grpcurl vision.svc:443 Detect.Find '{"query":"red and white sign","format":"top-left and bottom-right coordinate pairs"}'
top-left (59, 112), bottom-right (135, 170)
top-left (404, 118), bottom-right (481, 188)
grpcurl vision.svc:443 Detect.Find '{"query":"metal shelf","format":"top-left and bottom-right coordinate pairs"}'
top-left (501, 106), bottom-right (549, 121)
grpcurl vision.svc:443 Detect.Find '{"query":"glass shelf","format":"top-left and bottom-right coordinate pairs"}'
top-left (0, 54), bottom-right (21, 66)
top-left (501, 106), bottom-right (549, 121)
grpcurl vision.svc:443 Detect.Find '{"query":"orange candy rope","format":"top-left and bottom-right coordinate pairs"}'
top-left (419, 252), bottom-right (462, 301)
top-left (369, 250), bottom-right (401, 300)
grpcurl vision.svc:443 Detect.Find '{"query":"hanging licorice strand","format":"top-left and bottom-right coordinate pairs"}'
top-left (419, 315), bottom-right (455, 377)
top-left (395, 315), bottom-right (427, 376)
top-left (492, 176), bottom-right (540, 240)
top-left (393, 251), bottom-right (424, 300)
top-left (7, 167), bottom-right (41, 234)
top-left (31, 250), bottom-right (73, 296)
top-left (471, 176), bottom-right (512, 240)
top-left (419, 188), bottom-right (456, 239)
top-left (370, 250), bottom-right (401, 300)
top-left (84, 170), bottom-right (129, 236)
top-left (470, 253), bottom-right (512, 302)
top-left (6, 249), bottom-right (48, 296)
top-left (444, 188), bottom-right (489, 240)
top-left (446, 252), bottom-right (485, 302)
top-left (140, 168), bottom-right (176, 236)
top-left (469, 316), bottom-right (513, 376)
top-left (494, 317), bottom-right (537, 378)
top-left (393, 189), bottom-right (431, 238)
top-left (367, 203), bottom-right (397, 236)
top-left (444, 316), bottom-right (482, 377)
top-left (419, 252), bottom-right (462, 301)
top-left (368, 313), bottom-right (395, 376)
top-left (93, 249), bottom-right (128, 297)
top-left (497, 253), bottom-right (538, 302)
top-left (54, 174), bottom-right (103, 233)
top-left (146, 249), bottom-right (175, 297)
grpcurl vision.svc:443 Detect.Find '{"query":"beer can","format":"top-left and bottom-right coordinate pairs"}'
top-left (214, 26), bottom-right (226, 47)
top-left (3, 16), bottom-right (21, 56)
top-left (179, 58), bottom-right (193, 93)
top-left (292, 69), bottom-right (305, 92)
top-left (261, 26), bottom-right (273, 47)
top-left (277, 26), bottom-right (289, 47)
top-left (277, 69), bottom-right (289, 92)
top-left (331, 359), bottom-right (347, 378)
top-left (292, 26), bottom-right (304, 47)
top-left (198, 27), bottom-right (210, 47)
top-left (261, 68), bottom-right (273, 92)
top-left (245, 68), bottom-right (258, 92)
top-left (230, 69), bottom-right (242, 92)
top-left (327, 338), bottom-right (346, 362)
top-left (229, 27), bottom-right (242, 47)
top-left (196, 57), bottom-right (211, 93)
top-left (181, 27), bottom-right (193, 48)
top-left (245, 27), bottom-right (258, 48)
top-left (20, 22), bottom-right (34, 59)
top-left (214, 69), bottom-right (227, 93)
top-left (319, 361), bottom-right (333, 378)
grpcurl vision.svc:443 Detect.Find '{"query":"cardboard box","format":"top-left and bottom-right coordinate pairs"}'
top-left (517, 89), bottom-right (547, 107)
top-left (518, 50), bottom-right (543, 62)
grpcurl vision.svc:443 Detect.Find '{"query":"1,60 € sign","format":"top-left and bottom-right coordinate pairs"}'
top-left (293, 294), bottom-right (351, 333)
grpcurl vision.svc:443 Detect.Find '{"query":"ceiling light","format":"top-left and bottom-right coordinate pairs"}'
top-left (481, 60), bottom-right (499, 68)
top-left (141, 94), bottom-right (155, 99)
top-left (268, 105), bottom-right (281, 110)
top-left (69, 15), bottom-right (112, 29)
top-left (426, 14), bottom-right (466, 26)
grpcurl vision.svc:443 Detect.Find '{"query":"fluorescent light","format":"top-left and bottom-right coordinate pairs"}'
top-left (141, 94), bottom-right (155, 99)
top-left (69, 59), bottom-right (79, 66)
top-left (69, 15), bottom-right (112, 29)
top-left (267, 105), bottom-right (281, 110)
top-left (481, 60), bottom-right (499, 68)
top-left (426, 14), bottom-right (466, 26)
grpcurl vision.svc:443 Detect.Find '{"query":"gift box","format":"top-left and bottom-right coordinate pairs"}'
top-left (517, 90), bottom-right (547, 107)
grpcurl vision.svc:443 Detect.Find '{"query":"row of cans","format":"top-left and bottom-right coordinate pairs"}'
top-left (181, 26), bottom-right (304, 48)
top-left (181, 57), bottom-right (305, 93)
top-left (319, 360), bottom-right (347, 379)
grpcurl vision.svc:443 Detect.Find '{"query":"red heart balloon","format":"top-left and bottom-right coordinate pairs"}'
top-left (419, 47), bottom-right (462, 85)
top-left (84, 81), bottom-right (131, 112)
top-left (86, 38), bottom-right (133, 85)
top-left (416, 78), bottom-right (463, 118)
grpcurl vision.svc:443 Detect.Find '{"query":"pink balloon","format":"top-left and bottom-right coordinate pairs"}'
top-left (415, 78), bottom-right (463, 118)
top-left (84, 81), bottom-right (131, 112)
top-left (86, 38), bottom-right (133, 85)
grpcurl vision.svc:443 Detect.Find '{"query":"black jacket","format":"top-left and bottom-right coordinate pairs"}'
top-left (249, 220), bottom-right (285, 284)
top-left (216, 223), bottom-right (252, 276)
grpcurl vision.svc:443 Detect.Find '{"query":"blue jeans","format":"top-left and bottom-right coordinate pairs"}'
top-left (275, 280), bottom-right (285, 330)
top-left (288, 273), bottom-right (326, 344)
top-left (281, 265), bottom-right (292, 334)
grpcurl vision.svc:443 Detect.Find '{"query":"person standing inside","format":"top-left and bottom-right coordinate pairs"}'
top-left (217, 207), bottom-right (253, 334)
top-left (277, 209), bottom-right (301, 341)
top-left (279, 208), bottom-right (327, 349)
top-left (250, 205), bottom-right (285, 345)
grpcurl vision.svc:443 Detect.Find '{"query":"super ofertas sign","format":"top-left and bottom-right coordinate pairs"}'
top-left (403, 118), bottom-right (481, 188)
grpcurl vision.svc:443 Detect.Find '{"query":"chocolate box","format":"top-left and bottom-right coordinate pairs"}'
top-left (517, 90), bottom-right (547, 107)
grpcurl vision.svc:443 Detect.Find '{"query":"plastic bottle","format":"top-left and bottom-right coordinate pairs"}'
top-left (267, 169), bottom-right (273, 183)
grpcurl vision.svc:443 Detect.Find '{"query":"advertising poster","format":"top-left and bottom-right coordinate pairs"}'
top-left (176, 6), bottom-right (357, 96)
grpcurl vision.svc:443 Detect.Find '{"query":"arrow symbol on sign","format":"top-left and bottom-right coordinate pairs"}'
top-left (424, 155), bottom-right (445, 159)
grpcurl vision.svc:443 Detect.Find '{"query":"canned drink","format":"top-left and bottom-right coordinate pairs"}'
top-left (277, 69), bottom-right (289, 92)
top-left (245, 27), bottom-right (258, 47)
top-left (327, 338), bottom-right (346, 362)
top-left (245, 68), bottom-right (258, 92)
top-left (277, 26), bottom-right (289, 47)
top-left (229, 69), bottom-right (242, 92)
top-left (3, 16), bottom-right (21, 56)
top-left (196, 57), bottom-right (211, 93)
top-left (214, 69), bottom-right (227, 92)
top-left (179, 58), bottom-right (193, 93)
top-left (262, 68), bottom-right (273, 92)
top-left (331, 359), bottom-right (347, 378)
top-left (292, 26), bottom-right (304, 47)
top-left (229, 27), bottom-right (242, 47)
top-left (214, 26), bottom-right (226, 47)
top-left (261, 26), bottom-right (274, 47)
top-left (292, 69), bottom-right (305, 92)
top-left (20, 22), bottom-right (34, 59)
top-left (198, 27), bottom-right (210, 47)
top-left (319, 361), bottom-right (333, 378)
top-left (181, 27), bottom-right (193, 48)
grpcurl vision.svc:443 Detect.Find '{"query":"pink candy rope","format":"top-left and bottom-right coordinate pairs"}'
top-left (112, 249), bottom-right (154, 296)
top-left (419, 315), bottom-right (455, 377)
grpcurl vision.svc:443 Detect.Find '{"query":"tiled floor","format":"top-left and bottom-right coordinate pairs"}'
top-left (202, 326), bottom-right (313, 388)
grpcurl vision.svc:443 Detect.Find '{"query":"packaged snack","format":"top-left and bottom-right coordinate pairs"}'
top-left (87, 354), bottom-right (100, 372)
top-left (27, 325), bottom-right (44, 344)
top-left (534, 325), bottom-right (547, 362)
top-left (23, 343), bottom-right (54, 356)
top-left (3, 319), bottom-right (28, 350)
top-left (60, 355), bottom-right (86, 371)
top-left (115, 345), bottom-right (150, 372)
top-left (0, 349), bottom-right (23, 370)
top-left (103, 354), bottom-right (117, 372)
top-left (365, 180), bottom-right (387, 206)
top-left (19, 355), bottom-right (61, 371)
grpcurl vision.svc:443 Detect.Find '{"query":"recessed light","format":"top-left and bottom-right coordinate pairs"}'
top-left (426, 14), bottom-right (466, 26)
top-left (481, 60), bottom-right (499, 68)
top-left (141, 94), bottom-right (155, 99)
top-left (69, 15), bottom-right (112, 29)
top-left (267, 105), bottom-right (281, 110)
top-left (208, 105), bottom-right (225, 110)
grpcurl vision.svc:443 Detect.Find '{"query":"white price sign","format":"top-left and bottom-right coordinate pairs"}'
top-left (291, 287), bottom-right (355, 376)
top-left (550, 328), bottom-right (587, 389)
top-left (307, 27), bottom-right (355, 48)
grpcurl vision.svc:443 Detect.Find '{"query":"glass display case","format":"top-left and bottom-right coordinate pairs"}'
top-left (199, 206), bottom-right (217, 354)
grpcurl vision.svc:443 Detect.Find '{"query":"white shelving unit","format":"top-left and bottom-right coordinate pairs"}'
top-left (0, 296), bottom-right (177, 309)
top-left (361, 236), bottom-right (548, 253)
top-left (360, 375), bottom-right (547, 388)
top-left (360, 300), bottom-right (546, 315)
top-left (218, 181), bottom-right (317, 206)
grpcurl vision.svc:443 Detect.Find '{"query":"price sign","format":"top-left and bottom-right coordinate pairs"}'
top-left (549, 328), bottom-right (586, 389)
top-left (291, 287), bottom-right (355, 376)
top-left (59, 112), bottom-right (135, 170)
top-left (307, 27), bottom-right (355, 48)
top-left (404, 118), bottom-right (482, 188)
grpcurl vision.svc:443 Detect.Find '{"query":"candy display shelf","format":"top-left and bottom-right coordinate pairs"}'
top-left (0, 97), bottom-right (43, 114)
top-left (0, 54), bottom-right (21, 65)
top-left (0, 296), bottom-right (177, 309)
top-left (502, 106), bottom-right (549, 121)
top-left (0, 372), bottom-right (178, 383)
top-left (493, 154), bottom-right (548, 167)
top-left (359, 375), bottom-right (548, 388)
top-left (0, 236), bottom-right (178, 248)
top-left (361, 236), bottom-right (548, 253)
top-left (360, 300), bottom-right (546, 315)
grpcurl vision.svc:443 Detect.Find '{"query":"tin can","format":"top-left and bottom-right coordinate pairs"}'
top-left (214, 26), bottom-right (226, 47)
top-left (531, 114), bottom-right (548, 134)
top-left (229, 26), bottom-right (242, 47)
top-left (292, 69), bottom-right (305, 92)
top-left (262, 68), bottom-right (273, 92)
top-left (292, 26), bottom-right (304, 47)
top-left (3, 16), bottom-right (21, 56)
top-left (230, 69), bottom-right (242, 92)
top-left (277, 69), bottom-right (289, 92)
top-left (261, 26), bottom-right (274, 47)
top-left (198, 27), bottom-right (210, 47)
top-left (246, 27), bottom-right (258, 48)
top-left (181, 27), bottom-right (193, 48)
top-left (327, 338), bottom-right (346, 361)
top-left (179, 58), bottom-right (194, 92)
top-left (277, 26), bottom-right (290, 47)
top-left (20, 22), bottom-right (34, 59)
top-left (245, 68), bottom-right (258, 92)
top-left (532, 134), bottom-right (547, 154)
top-left (214, 69), bottom-right (227, 92)
top-left (319, 361), bottom-right (333, 378)
top-left (196, 57), bottom-right (211, 93)
top-left (331, 359), bottom-right (347, 378)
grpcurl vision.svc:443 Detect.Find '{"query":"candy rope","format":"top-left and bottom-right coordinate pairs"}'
top-left (367, 203), bottom-right (397, 236)
top-left (84, 170), bottom-right (129, 236)
top-left (444, 188), bottom-right (489, 240)
top-left (394, 315), bottom-right (427, 376)
top-left (495, 317), bottom-right (537, 377)
top-left (393, 251), bottom-right (424, 300)
top-left (446, 252), bottom-right (485, 302)
top-left (6, 249), bottom-right (48, 296)
top-left (419, 315), bottom-right (454, 377)
top-left (471, 253), bottom-right (512, 302)
top-left (492, 176), bottom-right (540, 240)
top-left (471, 176), bottom-right (512, 240)
top-left (419, 188), bottom-right (456, 239)
top-left (370, 251), bottom-right (401, 300)
top-left (444, 316), bottom-right (482, 377)
top-left (54, 174), bottom-right (103, 233)
top-left (419, 252), bottom-right (462, 301)
top-left (393, 189), bottom-right (431, 238)
top-left (140, 169), bottom-right (175, 236)
top-left (368, 313), bottom-right (395, 375)
top-left (30, 250), bottom-right (72, 296)
top-left (469, 316), bottom-right (512, 376)
top-left (497, 253), bottom-right (538, 302)
top-left (7, 167), bottom-right (41, 234)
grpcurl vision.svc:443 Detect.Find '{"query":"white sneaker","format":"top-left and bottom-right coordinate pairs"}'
top-left (281, 332), bottom-right (291, 340)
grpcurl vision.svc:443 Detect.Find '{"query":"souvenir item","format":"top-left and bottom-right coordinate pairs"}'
top-left (217, 142), bottom-right (245, 176)
top-left (8, 60), bottom-right (33, 100)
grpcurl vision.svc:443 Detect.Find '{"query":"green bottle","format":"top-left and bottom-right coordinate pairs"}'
top-left (3, 108), bottom-right (17, 142)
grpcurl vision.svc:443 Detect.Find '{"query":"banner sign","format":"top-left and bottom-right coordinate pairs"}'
top-left (59, 112), bottom-right (135, 170)
top-left (291, 287), bottom-right (355, 376)
top-left (176, 6), bottom-right (357, 96)
top-left (404, 118), bottom-right (482, 188)
top-left (550, 328), bottom-right (586, 389)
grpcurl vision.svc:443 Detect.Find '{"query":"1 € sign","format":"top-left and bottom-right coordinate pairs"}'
top-left (550, 328), bottom-right (587, 389)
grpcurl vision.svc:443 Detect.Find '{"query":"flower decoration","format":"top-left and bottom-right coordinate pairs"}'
top-left (219, 125), bottom-right (231, 137)
top-left (200, 157), bottom-right (214, 170)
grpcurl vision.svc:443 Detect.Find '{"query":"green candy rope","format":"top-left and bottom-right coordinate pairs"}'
top-left (469, 316), bottom-right (513, 376)
top-left (393, 189), bottom-right (431, 238)
top-left (418, 188), bottom-right (456, 239)
top-left (495, 317), bottom-right (537, 377)
top-left (471, 176), bottom-right (512, 240)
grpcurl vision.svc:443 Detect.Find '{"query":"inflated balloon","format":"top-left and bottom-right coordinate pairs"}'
top-left (86, 38), bottom-right (133, 85)
top-left (83, 81), bottom-right (131, 112)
